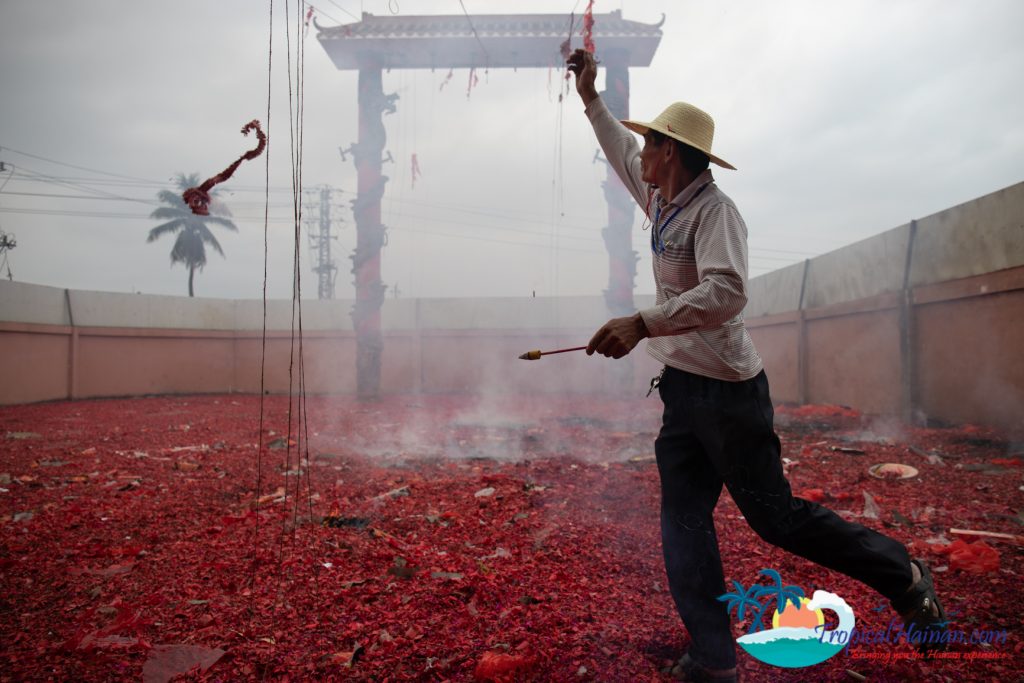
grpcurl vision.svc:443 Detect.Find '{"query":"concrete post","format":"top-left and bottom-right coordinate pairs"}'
top-left (899, 220), bottom-right (919, 423)
top-left (796, 259), bottom-right (810, 405)
top-left (64, 288), bottom-right (78, 400)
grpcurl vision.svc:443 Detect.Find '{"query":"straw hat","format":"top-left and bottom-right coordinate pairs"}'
top-left (622, 102), bottom-right (736, 170)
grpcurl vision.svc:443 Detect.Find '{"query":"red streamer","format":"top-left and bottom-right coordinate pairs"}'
top-left (182, 120), bottom-right (267, 216)
top-left (411, 153), bottom-right (421, 189)
top-left (304, 6), bottom-right (314, 36)
top-left (582, 0), bottom-right (596, 53)
top-left (439, 68), bottom-right (454, 92)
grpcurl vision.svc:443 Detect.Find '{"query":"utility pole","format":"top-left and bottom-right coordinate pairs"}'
top-left (303, 185), bottom-right (343, 300)
top-left (0, 160), bottom-right (15, 280)
top-left (0, 230), bottom-right (15, 280)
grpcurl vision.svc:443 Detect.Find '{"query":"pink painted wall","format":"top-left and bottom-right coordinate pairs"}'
top-left (1, 268), bottom-right (1021, 433)
top-left (0, 325), bottom-right (71, 403)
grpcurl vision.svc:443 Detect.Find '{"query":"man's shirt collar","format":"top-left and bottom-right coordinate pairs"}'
top-left (665, 168), bottom-right (715, 208)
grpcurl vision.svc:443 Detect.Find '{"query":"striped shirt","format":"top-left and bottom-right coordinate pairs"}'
top-left (586, 98), bottom-right (763, 381)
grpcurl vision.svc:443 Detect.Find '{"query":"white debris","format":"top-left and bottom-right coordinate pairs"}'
top-left (862, 491), bottom-right (881, 519)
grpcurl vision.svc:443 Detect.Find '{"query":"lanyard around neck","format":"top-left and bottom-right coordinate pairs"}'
top-left (651, 181), bottom-right (711, 254)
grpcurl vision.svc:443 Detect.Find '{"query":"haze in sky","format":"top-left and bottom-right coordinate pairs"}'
top-left (0, 0), bottom-right (1021, 300)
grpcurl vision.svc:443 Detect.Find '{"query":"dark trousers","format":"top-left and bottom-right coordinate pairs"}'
top-left (654, 366), bottom-right (912, 670)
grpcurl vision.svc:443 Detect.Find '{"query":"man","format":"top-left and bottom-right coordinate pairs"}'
top-left (566, 49), bottom-right (945, 682)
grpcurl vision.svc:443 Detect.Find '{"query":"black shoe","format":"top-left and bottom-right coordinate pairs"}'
top-left (890, 558), bottom-right (949, 653)
top-left (670, 653), bottom-right (738, 682)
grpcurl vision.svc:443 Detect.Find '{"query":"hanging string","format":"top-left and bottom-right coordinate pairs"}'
top-left (292, 1), bottom-right (325, 656)
top-left (263, 0), bottom-right (299, 655)
top-left (411, 69), bottom-right (420, 191)
top-left (551, 0), bottom-right (581, 322)
top-left (552, 94), bottom-right (564, 300)
top-left (458, 0), bottom-right (491, 68)
top-left (263, 0), bottom-right (321, 665)
top-left (290, 3), bottom-right (326, 657)
top-left (248, 0), bottom-right (274, 631)
top-left (303, 5), bottom-right (314, 36)
top-left (286, 0), bottom-right (310, 550)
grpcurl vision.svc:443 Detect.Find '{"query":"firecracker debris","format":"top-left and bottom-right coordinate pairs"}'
top-left (1, 395), bottom-right (1021, 682)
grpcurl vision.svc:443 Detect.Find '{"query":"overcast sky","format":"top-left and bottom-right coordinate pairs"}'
top-left (0, 0), bottom-right (1021, 301)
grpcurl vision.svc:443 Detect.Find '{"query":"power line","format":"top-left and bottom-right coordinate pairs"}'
top-left (0, 164), bottom-right (14, 195)
top-left (0, 204), bottom-right (807, 270)
top-left (304, 2), bottom-right (343, 25)
top-left (5, 172), bottom-right (300, 195)
top-left (1, 190), bottom-right (160, 203)
top-left (457, 0), bottom-right (491, 65)
top-left (0, 145), bottom-right (302, 194)
top-left (0, 167), bottom-right (849, 257)
top-left (323, 0), bottom-right (359, 21)
top-left (1, 152), bottom-right (817, 268)
top-left (0, 190), bottom-right (295, 209)
top-left (0, 205), bottom-right (606, 254)
top-left (10, 166), bottom-right (157, 205)
top-left (8, 169), bottom-right (612, 237)
top-left (2, 148), bottom-right (824, 258)
top-left (0, 145), bottom-right (162, 184)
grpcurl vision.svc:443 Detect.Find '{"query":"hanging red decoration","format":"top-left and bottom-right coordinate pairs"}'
top-left (411, 153), bottom-right (421, 189)
top-left (439, 68), bottom-right (454, 92)
top-left (466, 67), bottom-right (480, 99)
top-left (304, 6), bottom-right (314, 36)
top-left (582, 0), bottom-right (596, 54)
top-left (182, 120), bottom-right (266, 216)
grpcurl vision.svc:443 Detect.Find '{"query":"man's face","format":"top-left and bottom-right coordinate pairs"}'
top-left (639, 132), bottom-right (665, 185)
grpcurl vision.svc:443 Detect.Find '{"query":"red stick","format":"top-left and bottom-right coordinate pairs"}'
top-left (542, 346), bottom-right (587, 356)
top-left (518, 346), bottom-right (587, 360)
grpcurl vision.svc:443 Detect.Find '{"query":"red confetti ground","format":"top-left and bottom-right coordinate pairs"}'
top-left (1, 395), bottom-right (1021, 681)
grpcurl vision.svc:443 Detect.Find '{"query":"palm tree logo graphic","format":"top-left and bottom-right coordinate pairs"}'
top-left (718, 568), bottom-right (856, 668)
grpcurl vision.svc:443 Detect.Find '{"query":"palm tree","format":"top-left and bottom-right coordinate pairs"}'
top-left (147, 173), bottom-right (238, 297)
top-left (719, 571), bottom-right (807, 634)
top-left (748, 568), bottom-right (805, 633)
top-left (718, 580), bottom-right (766, 632)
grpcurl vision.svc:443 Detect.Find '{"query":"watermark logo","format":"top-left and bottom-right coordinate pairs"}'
top-left (722, 570), bottom-right (1010, 667)
top-left (718, 569), bottom-right (854, 668)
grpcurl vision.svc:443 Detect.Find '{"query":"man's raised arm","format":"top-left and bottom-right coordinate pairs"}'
top-left (567, 49), bottom-right (649, 210)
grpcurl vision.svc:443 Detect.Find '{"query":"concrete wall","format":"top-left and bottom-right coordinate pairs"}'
top-left (1, 181), bottom-right (1021, 431)
top-left (0, 283), bottom-right (661, 402)
top-left (745, 181), bottom-right (1024, 432)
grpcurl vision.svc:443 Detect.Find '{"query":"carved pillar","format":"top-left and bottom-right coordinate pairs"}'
top-left (351, 62), bottom-right (396, 400)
